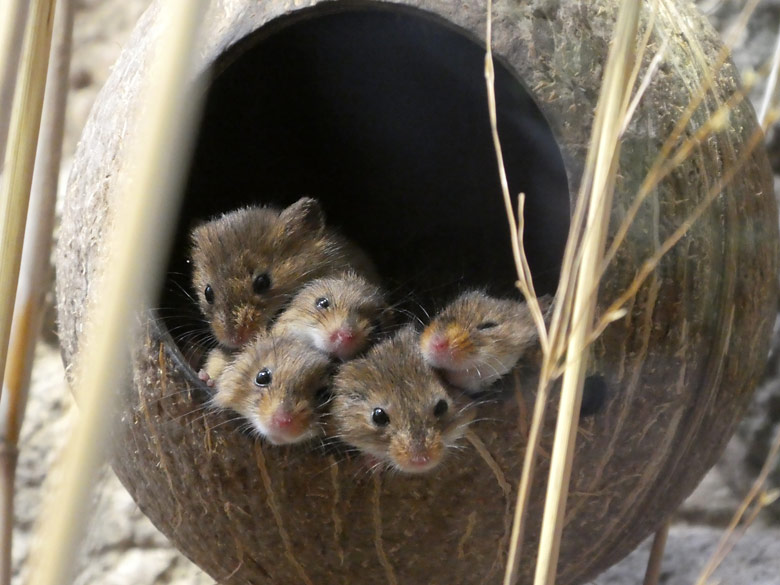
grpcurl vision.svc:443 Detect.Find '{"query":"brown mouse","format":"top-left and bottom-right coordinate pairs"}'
top-left (212, 334), bottom-right (333, 445)
top-left (419, 291), bottom-right (548, 394)
top-left (271, 271), bottom-right (390, 361)
top-left (330, 325), bottom-right (473, 473)
top-left (190, 197), bottom-right (377, 350)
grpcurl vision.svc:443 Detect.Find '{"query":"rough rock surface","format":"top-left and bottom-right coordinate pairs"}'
top-left (11, 0), bottom-right (780, 584)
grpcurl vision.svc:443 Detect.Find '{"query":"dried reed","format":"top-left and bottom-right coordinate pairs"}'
top-left (0, 1), bottom-right (74, 583)
top-left (0, 0), bottom-right (30, 170)
top-left (495, 1), bottom-right (639, 581)
top-left (642, 521), bottom-right (670, 585)
top-left (693, 427), bottom-right (780, 585)
top-left (484, 2), bottom-right (548, 348)
top-left (760, 20), bottom-right (780, 128)
top-left (0, 0), bottom-right (56, 404)
top-left (491, 0), bottom-right (767, 583)
top-left (532, 4), bottom-right (641, 584)
top-left (25, 2), bottom-right (207, 584)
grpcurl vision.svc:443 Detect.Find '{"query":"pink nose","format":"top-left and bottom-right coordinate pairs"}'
top-left (330, 329), bottom-right (356, 346)
top-left (409, 452), bottom-right (432, 466)
top-left (431, 335), bottom-right (449, 354)
top-left (271, 409), bottom-right (295, 429)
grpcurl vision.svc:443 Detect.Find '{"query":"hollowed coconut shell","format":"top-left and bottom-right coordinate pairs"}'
top-left (56, 1), bottom-right (778, 584)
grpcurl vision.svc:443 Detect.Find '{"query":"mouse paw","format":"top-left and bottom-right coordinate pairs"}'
top-left (198, 369), bottom-right (215, 388)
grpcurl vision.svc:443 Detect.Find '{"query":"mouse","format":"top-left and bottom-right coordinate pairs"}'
top-left (190, 197), bottom-right (378, 350)
top-left (419, 291), bottom-right (550, 394)
top-left (270, 271), bottom-right (391, 361)
top-left (330, 325), bottom-right (474, 473)
top-left (212, 334), bottom-right (334, 445)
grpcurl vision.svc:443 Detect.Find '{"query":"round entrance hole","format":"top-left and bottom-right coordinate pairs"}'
top-left (161, 5), bottom-right (571, 357)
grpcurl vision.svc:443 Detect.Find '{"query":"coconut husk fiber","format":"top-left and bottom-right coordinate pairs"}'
top-left (55, 1), bottom-right (779, 584)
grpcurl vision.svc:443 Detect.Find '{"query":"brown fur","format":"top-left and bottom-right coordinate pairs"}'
top-left (419, 291), bottom-right (549, 392)
top-left (331, 326), bottom-right (473, 473)
top-left (190, 197), bottom-right (377, 349)
top-left (213, 334), bottom-right (333, 445)
top-left (271, 271), bottom-right (390, 360)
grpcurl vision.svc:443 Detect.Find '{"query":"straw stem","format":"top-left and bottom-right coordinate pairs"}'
top-left (642, 521), bottom-right (670, 585)
top-left (0, 0), bottom-right (56, 402)
top-left (532, 3), bottom-right (641, 585)
top-left (0, 1), bottom-right (74, 583)
top-left (0, 0), bottom-right (30, 170)
top-left (25, 2), bottom-right (207, 585)
top-left (759, 19), bottom-right (780, 128)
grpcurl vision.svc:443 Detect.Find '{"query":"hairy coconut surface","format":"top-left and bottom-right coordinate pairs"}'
top-left (56, 1), bottom-right (777, 584)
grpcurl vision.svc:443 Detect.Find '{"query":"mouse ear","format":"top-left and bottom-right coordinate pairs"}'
top-left (279, 197), bottom-right (325, 236)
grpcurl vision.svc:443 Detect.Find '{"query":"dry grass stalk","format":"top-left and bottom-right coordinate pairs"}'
top-left (0, 1), bottom-right (74, 583)
top-left (642, 520), bottom-right (670, 585)
top-left (759, 16), bottom-right (780, 130)
top-left (693, 427), bottom-right (780, 585)
top-left (488, 1), bottom-right (766, 583)
top-left (0, 0), bottom-right (56, 404)
top-left (0, 0), bottom-right (30, 171)
top-left (484, 1), bottom-right (548, 350)
top-left (484, 0), bottom-right (550, 577)
top-left (25, 2), bottom-right (208, 584)
top-left (759, 20), bottom-right (780, 127)
top-left (532, 4), bottom-right (641, 585)
top-left (498, 1), bottom-right (642, 582)
top-left (600, 0), bottom-right (761, 276)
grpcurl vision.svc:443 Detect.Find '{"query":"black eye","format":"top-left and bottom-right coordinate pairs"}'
top-left (254, 367), bottom-right (272, 387)
top-left (252, 273), bottom-right (271, 294)
top-left (315, 297), bottom-right (330, 309)
top-left (433, 399), bottom-right (449, 417)
top-left (315, 386), bottom-right (332, 404)
top-left (204, 285), bottom-right (214, 304)
top-left (371, 407), bottom-right (390, 426)
top-left (476, 321), bottom-right (498, 330)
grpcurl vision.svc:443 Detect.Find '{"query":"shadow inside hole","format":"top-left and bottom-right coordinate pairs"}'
top-left (581, 375), bottom-right (608, 417)
top-left (159, 5), bottom-right (571, 364)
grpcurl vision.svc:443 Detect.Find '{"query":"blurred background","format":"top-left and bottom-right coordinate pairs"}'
top-left (10, 1), bottom-right (780, 584)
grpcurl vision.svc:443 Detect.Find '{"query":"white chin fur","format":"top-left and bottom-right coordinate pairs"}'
top-left (252, 416), bottom-right (317, 446)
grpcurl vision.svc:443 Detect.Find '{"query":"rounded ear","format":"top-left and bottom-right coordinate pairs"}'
top-left (189, 219), bottom-right (209, 250)
top-left (279, 197), bottom-right (325, 236)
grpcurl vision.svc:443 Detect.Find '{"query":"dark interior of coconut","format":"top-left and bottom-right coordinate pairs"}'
top-left (158, 5), bottom-right (571, 366)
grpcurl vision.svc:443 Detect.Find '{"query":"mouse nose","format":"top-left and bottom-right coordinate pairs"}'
top-left (430, 334), bottom-right (450, 354)
top-left (409, 452), bottom-right (431, 466)
top-left (330, 328), bottom-right (356, 345)
top-left (271, 408), bottom-right (295, 429)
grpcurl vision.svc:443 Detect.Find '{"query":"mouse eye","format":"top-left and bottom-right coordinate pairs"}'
top-left (252, 273), bottom-right (271, 294)
top-left (254, 367), bottom-right (272, 387)
top-left (433, 399), bottom-right (449, 417)
top-left (371, 407), bottom-right (390, 426)
top-left (315, 386), bottom-right (332, 404)
top-left (315, 297), bottom-right (330, 310)
top-left (204, 285), bottom-right (214, 305)
top-left (476, 321), bottom-right (498, 330)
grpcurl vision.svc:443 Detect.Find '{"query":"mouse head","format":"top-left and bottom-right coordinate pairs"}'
top-left (213, 334), bottom-right (333, 445)
top-left (332, 326), bottom-right (472, 473)
top-left (420, 291), bottom-right (545, 377)
top-left (272, 271), bottom-right (390, 361)
top-left (190, 197), bottom-right (334, 349)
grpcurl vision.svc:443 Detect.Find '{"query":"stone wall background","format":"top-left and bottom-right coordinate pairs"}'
top-left (10, 1), bottom-right (780, 584)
